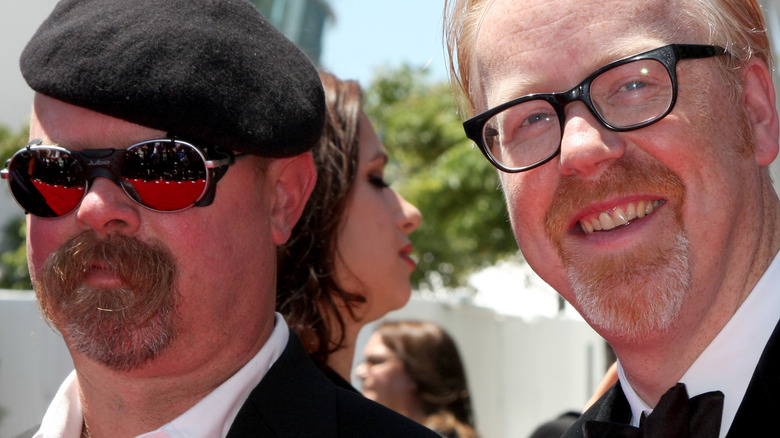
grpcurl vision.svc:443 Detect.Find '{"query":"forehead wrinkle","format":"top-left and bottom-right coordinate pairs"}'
top-left (473, 0), bottom-right (683, 109)
top-left (478, 34), bottom-right (663, 108)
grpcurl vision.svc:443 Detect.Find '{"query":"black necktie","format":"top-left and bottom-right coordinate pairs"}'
top-left (583, 383), bottom-right (724, 438)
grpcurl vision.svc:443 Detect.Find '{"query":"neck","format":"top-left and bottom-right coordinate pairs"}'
top-left (321, 297), bottom-right (373, 382)
top-left (390, 393), bottom-right (427, 425)
top-left (73, 324), bottom-right (271, 437)
top-left (327, 343), bottom-right (356, 381)
top-left (76, 365), bottom-right (219, 437)
top-left (324, 311), bottom-right (366, 382)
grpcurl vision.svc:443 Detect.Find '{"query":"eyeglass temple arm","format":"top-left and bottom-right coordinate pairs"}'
top-left (193, 149), bottom-right (244, 208)
top-left (1, 139), bottom-right (43, 180)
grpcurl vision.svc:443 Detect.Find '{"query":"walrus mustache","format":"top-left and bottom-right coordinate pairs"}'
top-left (36, 232), bottom-right (177, 326)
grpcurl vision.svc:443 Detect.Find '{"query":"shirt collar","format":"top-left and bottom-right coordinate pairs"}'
top-left (34, 371), bottom-right (82, 438)
top-left (35, 313), bottom-right (289, 438)
top-left (618, 252), bottom-right (780, 436)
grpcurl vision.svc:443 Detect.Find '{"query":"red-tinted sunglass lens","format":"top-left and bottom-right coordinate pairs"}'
top-left (8, 148), bottom-right (86, 217)
top-left (120, 142), bottom-right (208, 211)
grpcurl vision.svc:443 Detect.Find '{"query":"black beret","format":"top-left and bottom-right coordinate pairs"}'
top-left (20, 0), bottom-right (325, 157)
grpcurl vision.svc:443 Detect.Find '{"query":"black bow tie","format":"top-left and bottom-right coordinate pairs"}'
top-left (583, 383), bottom-right (724, 438)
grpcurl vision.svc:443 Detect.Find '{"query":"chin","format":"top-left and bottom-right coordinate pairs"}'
top-left (392, 284), bottom-right (413, 311)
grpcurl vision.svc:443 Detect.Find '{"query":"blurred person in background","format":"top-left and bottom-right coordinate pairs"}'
top-left (357, 320), bottom-right (479, 438)
top-left (277, 71), bottom-right (423, 390)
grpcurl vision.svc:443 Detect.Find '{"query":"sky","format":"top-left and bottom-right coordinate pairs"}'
top-left (0, 0), bottom-right (59, 129)
top-left (319, 0), bottom-right (449, 87)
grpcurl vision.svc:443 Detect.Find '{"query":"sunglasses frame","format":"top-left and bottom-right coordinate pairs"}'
top-left (1, 137), bottom-right (237, 217)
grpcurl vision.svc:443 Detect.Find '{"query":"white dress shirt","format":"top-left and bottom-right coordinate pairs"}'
top-left (34, 313), bottom-right (290, 438)
top-left (618, 252), bottom-right (780, 437)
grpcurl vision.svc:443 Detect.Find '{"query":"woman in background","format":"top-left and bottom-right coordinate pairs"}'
top-left (277, 71), bottom-right (422, 389)
top-left (357, 320), bottom-right (479, 438)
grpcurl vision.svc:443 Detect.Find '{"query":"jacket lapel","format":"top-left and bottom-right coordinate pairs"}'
top-left (226, 330), bottom-right (339, 438)
top-left (727, 316), bottom-right (780, 436)
top-left (563, 382), bottom-right (632, 438)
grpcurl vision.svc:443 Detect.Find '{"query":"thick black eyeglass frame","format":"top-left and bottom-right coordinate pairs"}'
top-left (0, 136), bottom-right (239, 217)
top-left (463, 44), bottom-right (729, 173)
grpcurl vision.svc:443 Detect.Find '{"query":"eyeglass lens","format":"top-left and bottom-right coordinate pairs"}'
top-left (482, 58), bottom-right (673, 171)
top-left (5, 140), bottom-right (211, 217)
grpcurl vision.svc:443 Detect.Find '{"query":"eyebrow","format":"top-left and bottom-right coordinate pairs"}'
top-left (488, 42), bottom-right (662, 107)
top-left (365, 353), bottom-right (395, 362)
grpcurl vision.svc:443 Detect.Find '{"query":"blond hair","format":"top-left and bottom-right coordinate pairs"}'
top-left (443, 0), bottom-right (772, 118)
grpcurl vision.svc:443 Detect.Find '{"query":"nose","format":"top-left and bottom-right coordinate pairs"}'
top-left (75, 177), bottom-right (142, 237)
top-left (355, 361), bottom-right (368, 381)
top-left (396, 193), bottom-right (422, 235)
top-left (558, 103), bottom-right (626, 178)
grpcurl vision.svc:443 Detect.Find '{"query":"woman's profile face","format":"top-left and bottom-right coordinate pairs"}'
top-left (355, 332), bottom-right (417, 411)
top-left (333, 113), bottom-right (422, 322)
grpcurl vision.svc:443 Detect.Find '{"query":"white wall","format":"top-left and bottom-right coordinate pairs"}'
top-left (0, 291), bottom-right (71, 437)
top-left (0, 1), bottom-right (58, 131)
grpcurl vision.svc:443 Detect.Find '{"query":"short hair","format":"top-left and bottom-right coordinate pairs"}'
top-left (276, 71), bottom-right (366, 368)
top-left (687, 0), bottom-right (771, 67)
top-left (443, 0), bottom-right (492, 118)
top-left (376, 320), bottom-right (477, 438)
top-left (444, 0), bottom-right (772, 118)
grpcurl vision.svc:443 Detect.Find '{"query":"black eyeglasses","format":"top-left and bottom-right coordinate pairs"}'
top-left (1, 137), bottom-right (240, 218)
top-left (463, 44), bottom-right (729, 173)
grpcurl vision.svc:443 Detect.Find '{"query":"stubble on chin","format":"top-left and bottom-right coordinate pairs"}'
top-left (565, 232), bottom-right (691, 340)
top-left (36, 232), bottom-right (178, 371)
top-left (544, 158), bottom-right (690, 340)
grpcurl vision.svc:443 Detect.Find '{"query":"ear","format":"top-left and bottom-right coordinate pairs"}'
top-left (741, 58), bottom-right (779, 166)
top-left (268, 152), bottom-right (317, 245)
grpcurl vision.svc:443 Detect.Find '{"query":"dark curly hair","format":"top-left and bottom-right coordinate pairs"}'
top-left (276, 71), bottom-right (367, 368)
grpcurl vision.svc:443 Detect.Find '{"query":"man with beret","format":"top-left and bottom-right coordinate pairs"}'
top-left (4, 0), bottom-right (439, 437)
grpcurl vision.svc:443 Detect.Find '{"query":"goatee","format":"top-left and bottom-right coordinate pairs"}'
top-left (36, 232), bottom-right (178, 371)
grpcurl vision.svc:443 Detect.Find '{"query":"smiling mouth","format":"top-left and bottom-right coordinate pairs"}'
top-left (579, 200), bottom-right (663, 234)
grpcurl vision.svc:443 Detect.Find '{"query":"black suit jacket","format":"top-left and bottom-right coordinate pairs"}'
top-left (563, 317), bottom-right (780, 437)
top-left (226, 330), bottom-right (439, 437)
top-left (17, 331), bottom-right (437, 438)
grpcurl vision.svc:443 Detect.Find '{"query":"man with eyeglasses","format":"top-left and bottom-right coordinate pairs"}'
top-left (5, 0), bottom-right (439, 437)
top-left (446, 0), bottom-right (779, 436)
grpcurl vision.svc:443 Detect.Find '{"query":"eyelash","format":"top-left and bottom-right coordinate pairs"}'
top-left (369, 175), bottom-right (389, 189)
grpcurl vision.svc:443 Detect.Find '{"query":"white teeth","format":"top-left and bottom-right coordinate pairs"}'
top-left (627, 202), bottom-right (636, 218)
top-left (583, 221), bottom-right (595, 233)
top-left (579, 200), bottom-right (662, 234)
top-left (636, 200), bottom-right (646, 218)
top-left (613, 207), bottom-right (628, 226)
top-left (599, 212), bottom-right (615, 230)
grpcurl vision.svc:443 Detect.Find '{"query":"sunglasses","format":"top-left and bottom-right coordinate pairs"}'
top-left (1, 137), bottom-right (240, 218)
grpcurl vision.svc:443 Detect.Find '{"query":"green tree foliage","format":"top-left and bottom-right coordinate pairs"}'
top-left (0, 124), bottom-right (31, 289)
top-left (364, 65), bottom-right (520, 290)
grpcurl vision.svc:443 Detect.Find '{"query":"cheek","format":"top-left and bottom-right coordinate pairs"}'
top-left (374, 366), bottom-right (404, 390)
top-left (333, 199), bottom-right (378, 274)
top-left (500, 171), bottom-right (554, 243)
top-left (499, 168), bottom-right (573, 292)
top-left (26, 219), bottom-right (69, 280)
